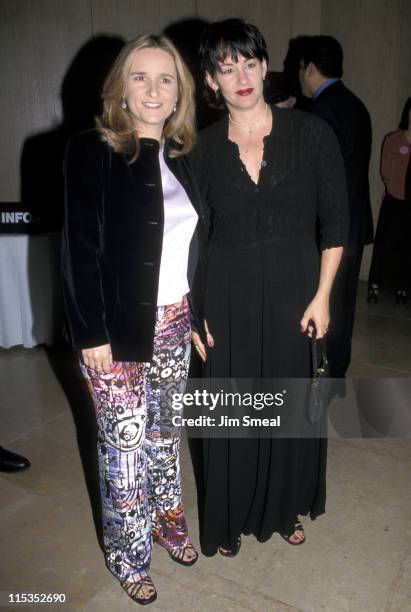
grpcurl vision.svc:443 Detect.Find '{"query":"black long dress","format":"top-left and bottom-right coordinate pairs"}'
top-left (192, 106), bottom-right (349, 556)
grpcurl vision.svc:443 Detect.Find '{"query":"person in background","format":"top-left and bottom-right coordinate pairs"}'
top-left (62, 34), bottom-right (202, 605)
top-left (368, 97), bottom-right (411, 304)
top-left (0, 446), bottom-right (30, 472)
top-left (298, 35), bottom-right (373, 379)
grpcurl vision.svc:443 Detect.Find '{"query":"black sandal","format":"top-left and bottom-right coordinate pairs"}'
top-left (120, 575), bottom-right (157, 606)
top-left (218, 536), bottom-right (242, 557)
top-left (280, 520), bottom-right (306, 546)
top-left (168, 542), bottom-right (199, 566)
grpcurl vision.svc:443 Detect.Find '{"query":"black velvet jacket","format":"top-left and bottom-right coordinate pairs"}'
top-left (62, 129), bottom-right (205, 362)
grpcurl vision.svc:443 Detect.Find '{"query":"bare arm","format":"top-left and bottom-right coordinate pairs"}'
top-left (302, 115), bottom-right (349, 339)
top-left (300, 246), bottom-right (343, 338)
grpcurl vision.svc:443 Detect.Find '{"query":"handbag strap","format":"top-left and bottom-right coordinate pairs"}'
top-left (310, 326), bottom-right (328, 379)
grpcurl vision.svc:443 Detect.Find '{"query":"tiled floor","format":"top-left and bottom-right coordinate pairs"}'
top-left (1, 282), bottom-right (410, 611)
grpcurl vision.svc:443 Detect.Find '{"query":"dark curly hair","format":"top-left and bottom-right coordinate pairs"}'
top-left (199, 18), bottom-right (269, 109)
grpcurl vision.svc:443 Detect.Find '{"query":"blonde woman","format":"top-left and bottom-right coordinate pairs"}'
top-left (62, 34), bottom-right (202, 605)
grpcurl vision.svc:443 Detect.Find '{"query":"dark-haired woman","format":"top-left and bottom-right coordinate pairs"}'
top-left (62, 35), bottom-right (203, 605)
top-left (368, 97), bottom-right (411, 304)
top-left (191, 19), bottom-right (349, 556)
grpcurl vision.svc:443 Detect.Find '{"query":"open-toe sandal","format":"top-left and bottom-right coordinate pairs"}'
top-left (168, 542), bottom-right (199, 566)
top-left (280, 519), bottom-right (306, 546)
top-left (120, 575), bottom-right (157, 606)
top-left (218, 535), bottom-right (242, 557)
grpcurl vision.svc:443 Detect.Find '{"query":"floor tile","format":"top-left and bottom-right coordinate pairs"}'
top-left (1, 280), bottom-right (410, 611)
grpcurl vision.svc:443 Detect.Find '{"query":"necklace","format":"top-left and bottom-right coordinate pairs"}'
top-left (229, 103), bottom-right (269, 153)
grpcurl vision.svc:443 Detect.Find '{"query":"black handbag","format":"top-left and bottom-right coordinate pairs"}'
top-left (307, 328), bottom-right (333, 424)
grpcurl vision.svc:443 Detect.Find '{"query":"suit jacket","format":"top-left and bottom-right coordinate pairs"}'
top-left (312, 80), bottom-right (374, 247)
top-left (62, 129), bottom-right (205, 362)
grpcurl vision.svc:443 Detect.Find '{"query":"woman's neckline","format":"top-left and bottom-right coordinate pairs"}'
top-left (225, 104), bottom-right (276, 143)
top-left (225, 105), bottom-right (277, 186)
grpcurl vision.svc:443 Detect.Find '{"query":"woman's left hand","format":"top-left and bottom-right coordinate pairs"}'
top-left (300, 295), bottom-right (330, 338)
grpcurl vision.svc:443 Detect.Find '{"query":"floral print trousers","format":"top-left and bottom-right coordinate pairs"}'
top-left (80, 295), bottom-right (191, 582)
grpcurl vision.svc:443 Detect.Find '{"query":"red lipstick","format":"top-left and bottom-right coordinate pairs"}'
top-left (236, 88), bottom-right (253, 96)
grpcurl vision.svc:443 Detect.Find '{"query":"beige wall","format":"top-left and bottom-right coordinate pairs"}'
top-left (92, 0), bottom-right (195, 39)
top-left (0, 0), bottom-right (92, 200)
top-left (1, 0), bottom-right (410, 277)
top-left (321, 0), bottom-right (411, 277)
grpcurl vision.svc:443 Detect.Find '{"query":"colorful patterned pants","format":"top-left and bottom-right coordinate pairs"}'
top-left (80, 295), bottom-right (191, 582)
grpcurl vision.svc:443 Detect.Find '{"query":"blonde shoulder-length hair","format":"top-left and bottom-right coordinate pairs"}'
top-left (96, 34), bottom-right (196, 160)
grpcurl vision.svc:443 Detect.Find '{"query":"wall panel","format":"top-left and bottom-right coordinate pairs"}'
top-left (92, 0), bottom-right (195, 39)
top-left (0, 0), bottom-right (92, 200)
top-left (397, 0), bottom-right (411, 122)
top-left (292, 0), bottom-right (321, 36)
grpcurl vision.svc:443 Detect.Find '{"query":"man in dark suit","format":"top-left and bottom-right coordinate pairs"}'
top-left (298, 35), bottom-right (374, 379)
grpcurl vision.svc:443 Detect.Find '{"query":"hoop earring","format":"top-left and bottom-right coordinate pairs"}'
top-left (121, 98), bottom-right (127, 110)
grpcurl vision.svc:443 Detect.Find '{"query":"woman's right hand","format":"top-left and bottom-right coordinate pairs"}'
top-left (192, 320), bottom-right (214, 362)
top-left (81, 343), bottom-right (113, 373)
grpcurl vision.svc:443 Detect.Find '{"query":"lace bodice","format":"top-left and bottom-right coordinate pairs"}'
top-left (192, 106), bottom-right (349, 251)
